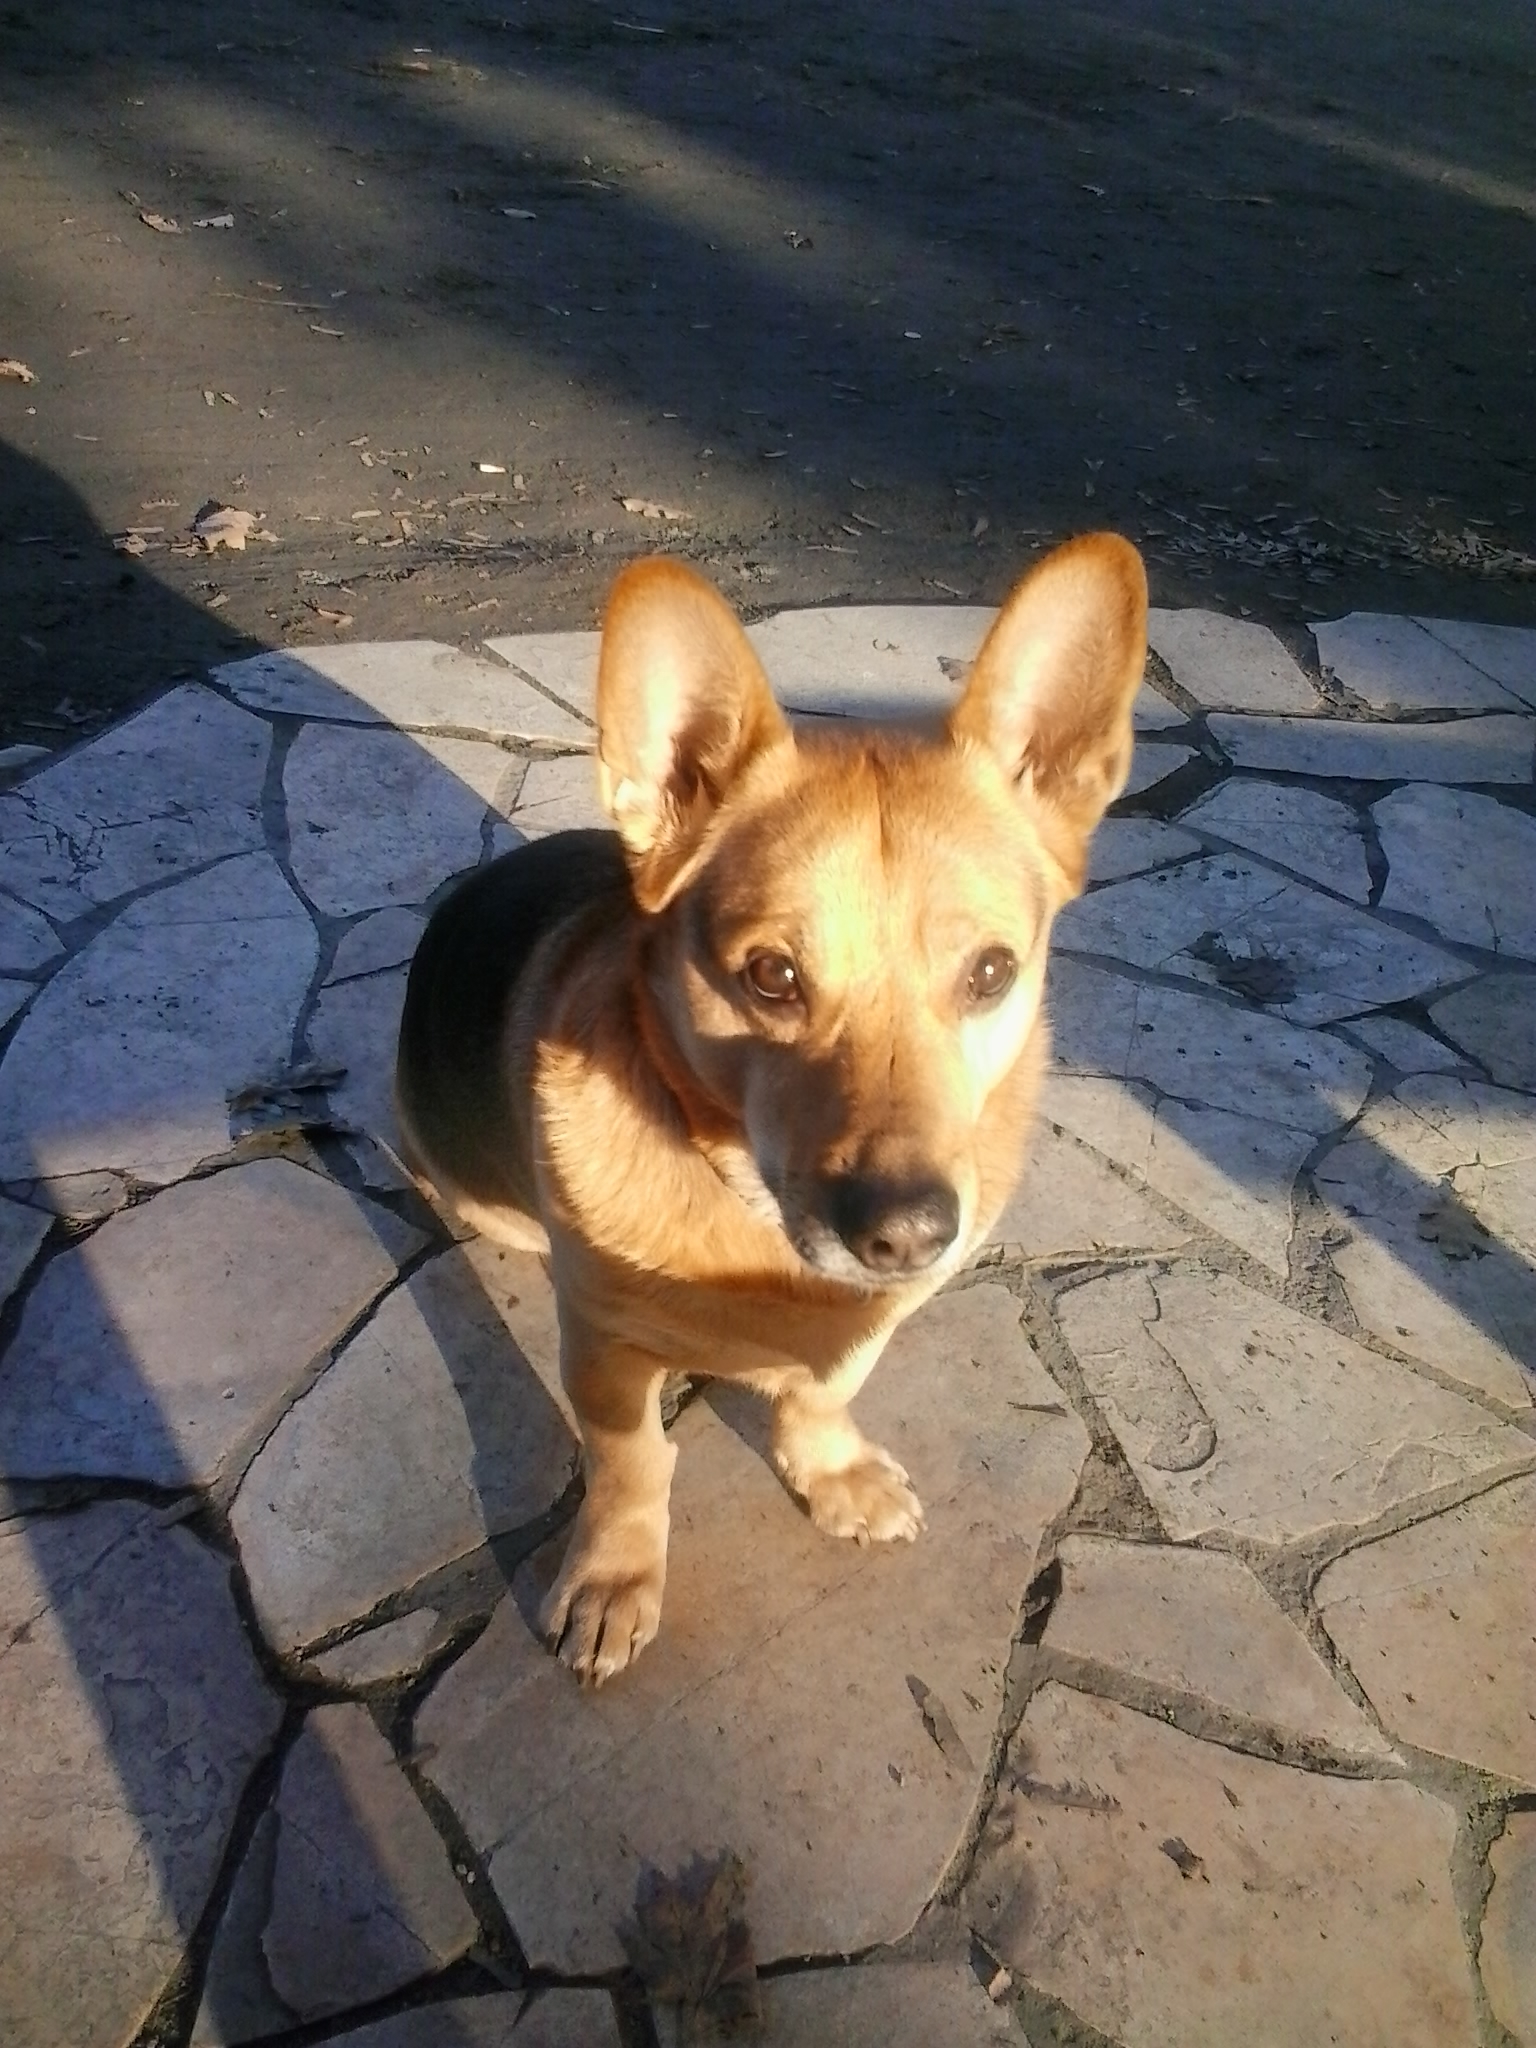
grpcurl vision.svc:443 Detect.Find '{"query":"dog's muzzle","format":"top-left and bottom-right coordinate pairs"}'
top-left (821, 1174), bottom-right (961, 1278)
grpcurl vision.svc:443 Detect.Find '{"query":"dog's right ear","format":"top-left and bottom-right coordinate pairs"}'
top-left (596, 558), bottom-right (790, 912)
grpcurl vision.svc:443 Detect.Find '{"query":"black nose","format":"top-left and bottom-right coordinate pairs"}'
top-left (825, 1175), bottom-right (961, 1276)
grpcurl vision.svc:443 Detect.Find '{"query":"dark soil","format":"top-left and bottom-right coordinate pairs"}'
top-left (2, 0), bottom-right (1533, 744)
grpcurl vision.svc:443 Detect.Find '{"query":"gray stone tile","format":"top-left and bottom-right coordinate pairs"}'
top-left (22, 1169), bottom-right (128, 1220)
top-left (1208, 711), bottom-right (1535, 783)
top-left (1480, 1810), bottom-right (1536, 2045)
top-left (1179, 781), bottom-right (1370, 902)
top-left (0, 893), bottom-right (62, 972)
top-left (1314, 1076), bottom-right (1536, 1409)
top-left (755, 1962), bottom-right (1014, 2046)
top-left (1120, 741), bottom-right (1199, 797)
top-left (325, 907), bottom-right (426, 985)
top-left (486, 628), bottom-right (602, 724)
top-left (0, 742), bottom-right (51, 786)
top-left (415, 1285), bottom-right (1089, 1972)
top-left (1043, 1535), bottom-right (1393, 1757)
top-left (305, 965), bottom-right (410, 1152)
top-left (1056, 1266), bottom-right (1532, 1542)
top-left (231, 1247), bottom-right (579, 1654)
top-left (508, 753), bottom-right (609, 840)
top-left (975, 1685), bottom-right (1475, 2048)
top-left (263, 1704), bottom-right (477, 2019)
top-left (286, 727), bottom-right (510, 916)
top-left (0, 852), bottom-right (317, 1183)
top-left (0, 686), bottom-right (271, 922)
top-left (1055, 854), bottom-right (1465, 1025)
top-left (1050, 956), bottom-right (1373, 1133)
top-left (1340, 1014), bottom-right (1468, 1075)
top-left (1086, 817), bottom-right (1202, 885)
top-left (1316, 1476), bottom-right (1536, 1786)
top-left (985, 1120), bottom-right (1191, 1260)
top-left (0, 1192), bottom-right (49, 1312)
top-left (309, 1609), bottom-right (442, 1689)
top-left (1414, 617), bottom-right (1536, 710)
top-left (1149, 608), bottom-right (1320, 712)
top-left (1375, 785), bottom-right (1536, 958)
top-left (1314, 612), bottom-right (1522, 712)
top-left (0, 1160), bottom-right (413, 1486)
top-left (1430, 973), bottom-right (1536, 1091)
top-left (218, 641), bottom-right (591, 744)
top-left (321, 1991), bottom-right (621, 2048)
top-left (0, 1501), bottom-right (281, 2048)
top-left (0, 978), bottom-right (30, 1030)
top-left (746, 603), bottom-right (996, 719)
top-left (190, 1810), bottom-right (293, 2047)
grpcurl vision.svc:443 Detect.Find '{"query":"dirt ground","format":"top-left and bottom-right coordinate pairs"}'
top-left (1, 0), bottom-right (1533, 745)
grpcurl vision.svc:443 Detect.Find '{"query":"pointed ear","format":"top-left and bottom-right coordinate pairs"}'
top-left (596, 558), bottom-right (791, 912)
top-left (949, 534), bottom-right (1149, 893)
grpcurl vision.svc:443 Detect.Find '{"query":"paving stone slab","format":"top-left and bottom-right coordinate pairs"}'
top-left (325, 906), bottom-right (427, 984)
top-left (321, 1991), bottom-right (621, 2048)
top-left (1480, 1810), bottom-right (1536, 2045)
top-left (190, 1810), bottom-right (292, 2047)
top-left (1315, 1475), bottom-right (1536, 1786)
top-left (232, 1246), bottom-right (579, 1654)
top-left (0, 1159), bottom-right (414, 1486)
top-left (0, 851), bottom-right (317, 1183)
top-left (1041, 1073), bottom-right (1309, 1272)
top-left (754, 1961), bottom-right (1014, 2046)
top-left (1340, 1013), bottom-right (1468, 1075)
top-left (0, 741), bottom-right (51, 785)
top-left (0, 1501), bottom-right (282, 2048)
top-left (286, 726), bottom-right (511, 916)
top-left (984, 1118), bottom-right (1191, 1260)
top-left (1207, 710), bottom-right (1536, 783)
top-left (1056, 1266), bottom-right (1532, 1542)
top-left (1042, 1535), bottom-right (1393, 1757)
top-left (745, 603), bottom-right (996, 719)
top-left (0, 685), bottom-right (271, 920)
top-left (416, 1285), bottom-right (1089, 1972)
top-left (305, 964), bottom-right (410, 1152)
top-left (0, 891), bottom-right (62, 971)
top-left (1374, 784), bottom-right (1536, 958)
top-left (1430, 973), bottom-right (1536, 1091)
top-left (1179, 780), bottom-right (1370, 901)
top-left (1314, 612), bottom-right (1523, 713)
top-left (486, 628), bottom-right (603, 724)
top-left (309, 1608), bottom-right (442, 1688)
top-left (507, 752), bottom-right (609, 840)
top-left (1149, 608), bottom-right (1320, 713)
top-left (263, 1704), bottom-right (477, 2019)
top-left (217, 641), bottom-right (591, 743)
top-left (1119, 741), bottom-right (1199, 797)
top-left (1055, 852), bottom-right (1465, 1025)
top-left (21, 1168), bottom-right (129, 1219)
top-left (975, 1685), bottom-right (1476, 2048)
top-left (1314, 1075), bottom-right (1536, 1409)
top-left (1086, 816), bottom-right (1202, 884)
top-left (0, 977), bottom-right (30, 1030)
top-left (0, 1190), bottom-right (50, 1312)
top-left (1416, 617), bottom-right (1536, 708)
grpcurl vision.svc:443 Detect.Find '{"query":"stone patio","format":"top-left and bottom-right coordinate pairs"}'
top-left (1, 597), bottom-right (1533, 2048)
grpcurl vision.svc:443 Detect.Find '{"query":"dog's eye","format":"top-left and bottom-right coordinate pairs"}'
top-left (967, 946), bottom-right (1017, 1004)
top-left (743, 950), bottom-right (801, 1004)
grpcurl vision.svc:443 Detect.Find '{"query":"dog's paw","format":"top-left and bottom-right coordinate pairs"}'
top-left (800, 1446), bottom-right (925, 1546)
top-left (539, 1545), bottom-right (666, 1687)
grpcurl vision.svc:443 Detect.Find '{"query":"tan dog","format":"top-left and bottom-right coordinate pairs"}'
top-left (396, 534), bottom-right (1147, 1684)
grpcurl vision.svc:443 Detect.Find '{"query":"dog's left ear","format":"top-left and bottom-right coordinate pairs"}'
top-left (596, 558), bottom-right (791, 912)
top-left (949, 533), bottom-right (1149, 893)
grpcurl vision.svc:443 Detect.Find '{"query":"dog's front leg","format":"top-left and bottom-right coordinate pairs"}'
top-left (541, 1341), bottom-right (676, 1686)
top-left (771, 1350), bottom-right (924, 1548)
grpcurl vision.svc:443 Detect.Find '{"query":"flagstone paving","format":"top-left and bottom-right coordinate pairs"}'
top-left (0, 597), bottom-right (1533, 2046)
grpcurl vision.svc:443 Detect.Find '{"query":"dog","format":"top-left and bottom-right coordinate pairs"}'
top-left (396, 534), bottom-right (1147, 1685)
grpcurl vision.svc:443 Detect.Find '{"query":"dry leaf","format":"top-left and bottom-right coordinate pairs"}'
top-left (502, 207), bottom-right (537, 220)
top-left (1417, 1189), bottom-right (1492, 1260)
top-left (140, 210), bottom-right (182, 234)
top-left (191, 501), bottom-right (275, 552)
top-left (620, 495), bottom-right (689, 520)
top-left (194, 212), bottom-right (235, 229)
top-left (307, 604), bottom-right (354, 628)
top-left (114, 532), bottom-right (150, 557)
top-left (309, 323), bottom-right (346, 338)
top-left (0, 358), bottom-right (38, 384)
top-left (620, 1852), bottom-right (760, 2034)
top-left (906, 1674), bottom-right (974, 1771)
top-left (1160, 1836), bottom-right (1207, 1881)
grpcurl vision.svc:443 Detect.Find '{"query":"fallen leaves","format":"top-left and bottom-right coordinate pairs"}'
top-left (906, 1674), bottom-right (974, 1771)
top-left (620, 1853), bottom-right (760, 2037)
top-left (1417, 1188), bottom-right (1493, 1260)
top-left (139, 210), bottom-right (182, 234)
top-left (0, 359), bottom-right (37, 384)
top-left (189, 501), bottom-right (278, 552)
top-left (621, 495), bottom-right (689, 520)
top-left (1160, 1835), bottom-right (1208, 1881)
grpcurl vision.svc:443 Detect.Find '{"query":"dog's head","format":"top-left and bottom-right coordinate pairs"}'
top-left (596, 537), bottom-right (1147, 1292)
